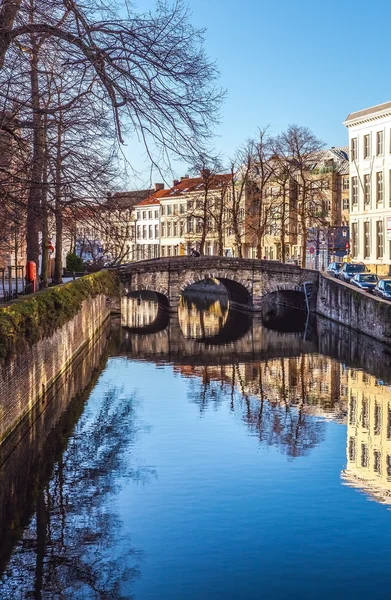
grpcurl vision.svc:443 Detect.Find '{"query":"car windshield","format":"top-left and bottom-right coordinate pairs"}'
top-left (348, 264), bottom-right (365, 273)
top-left (383, 282), bottom-right (391, 291)
top-left (360, 274), bottom-right (377, 282)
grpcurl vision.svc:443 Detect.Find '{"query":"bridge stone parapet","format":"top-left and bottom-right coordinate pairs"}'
top-left (116, 257), bottom-right (319, 312)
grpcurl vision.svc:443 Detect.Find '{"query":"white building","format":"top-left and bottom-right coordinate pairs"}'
top-left (134, 185), bottom-right (165, 260)
top-left (344, 101), bottom-right (391, 275)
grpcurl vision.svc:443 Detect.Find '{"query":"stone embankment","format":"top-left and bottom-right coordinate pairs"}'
top-left (316, 273), bottom-right (391, 344)
top-left (0, 271), bottom-right (118, 443)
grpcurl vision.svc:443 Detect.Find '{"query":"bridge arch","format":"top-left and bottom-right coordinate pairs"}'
top-left (179, 274), bottom-right (252, 308)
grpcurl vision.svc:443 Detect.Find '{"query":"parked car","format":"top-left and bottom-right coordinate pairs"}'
top-left (326, 262), bottom-right (343, 277)
top-left (338, 262), bottom-right (367, 283)
top-left (374, 279), bottom-right (391, 301)
top-left (350, 273), bottom-right (379, 292)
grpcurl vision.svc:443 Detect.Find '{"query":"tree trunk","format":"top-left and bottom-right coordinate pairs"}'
top-left (300, 212), bottom-right (307, 268)
top-left (0, 0), bottom-right (22, 69)
top-left (54, 119), bottom-right (63, 284)
top-left (41, 205), bottom-right (49, 288)
top-left (26, 37), bottom-right (44, 269)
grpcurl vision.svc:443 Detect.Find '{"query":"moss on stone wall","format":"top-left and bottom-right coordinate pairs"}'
top-left (0, 270), bottom-right (119, 361)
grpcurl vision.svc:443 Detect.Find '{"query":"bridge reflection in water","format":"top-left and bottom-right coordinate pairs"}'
top-left (5, 292), bottom-right (391, 596)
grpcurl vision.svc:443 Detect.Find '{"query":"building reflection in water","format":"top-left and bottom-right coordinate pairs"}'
top-left (178, 293), bottom-right (229, 340)
top-left (342, 369), bottom-right (391, 505)
top-left (121, 292), bottom-right (160, 329)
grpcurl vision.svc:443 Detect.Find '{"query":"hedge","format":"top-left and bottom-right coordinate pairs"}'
top-left (0, 270), bottom-right (119, 361)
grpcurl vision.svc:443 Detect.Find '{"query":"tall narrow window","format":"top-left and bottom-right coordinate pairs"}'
top-left (361, 444), bottom-right (368, 467)
top-left (374, 403), bottom-right (382, 435)
top-left (376, 171), bottom-right (384, 206)
top-left (349, 438), bottom-right (356, 461)
top-left (349, 396), bottom-right (357, 425)
top-left (364, 174), bottom-right (371, 206)
top-left (362, 398), bottom-right (369, 428)
top-left (352, 222), bottom-right (358, 258)
top-left (374, 451), bottom-right (381, 474)
top-left (377, 130), bottom-right (384, 155)
top-left (351, 176), bottom-right (358, 207)
top-left (376, 220), bottom-right (384, 259)
top-left (364, 221), bottom-right (370, 259)
top-left (364, 134), bottom-right (370, 159)
top-left (148, 224), bottom-right (153, 239)
top-left (351, 137), bottom-right (358, 161)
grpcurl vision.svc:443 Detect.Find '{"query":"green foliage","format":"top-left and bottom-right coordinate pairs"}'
top-left (66, 252), bottom-right (84, 272)
top-left (0, 271), bottom-right (119, 361)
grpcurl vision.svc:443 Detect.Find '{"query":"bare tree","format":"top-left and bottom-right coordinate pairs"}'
top-left (273, 125), bottom-right (327, 267)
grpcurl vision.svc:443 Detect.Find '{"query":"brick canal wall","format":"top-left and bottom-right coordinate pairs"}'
top-left (0, 295), bottom-right (110, 443)
top-left (316, 273), bottom-right (391, 344)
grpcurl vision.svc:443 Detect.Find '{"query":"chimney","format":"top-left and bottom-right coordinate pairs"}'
top-left (154, 183), bottom-right (164, 191)
top-left (173, 179), bottom-right (179, 186)
top-left (180, 174), bottom-right (189, 181)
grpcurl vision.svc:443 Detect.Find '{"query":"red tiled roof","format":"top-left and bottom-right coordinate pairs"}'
top-left (135, 188), bottom-right (169, 207)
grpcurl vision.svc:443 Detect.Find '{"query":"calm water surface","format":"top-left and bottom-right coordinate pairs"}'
top-left (1, 290), bottom-right (391, 599)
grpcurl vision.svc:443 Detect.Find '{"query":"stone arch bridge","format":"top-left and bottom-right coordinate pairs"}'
top-left (116, 257), bottom-right (319, 311)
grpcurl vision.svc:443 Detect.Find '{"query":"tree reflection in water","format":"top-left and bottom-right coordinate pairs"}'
top-left (183, 356), bottom-right (335, 458)
top-left (1, 383), bottom-right (153, 599)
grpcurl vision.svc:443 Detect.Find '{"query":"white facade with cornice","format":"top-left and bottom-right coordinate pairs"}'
top-left (344, 101), bottom-right (391, 275)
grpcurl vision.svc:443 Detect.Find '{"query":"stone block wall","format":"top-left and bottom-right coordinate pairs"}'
top-left (0, 295), bottom-right (109, 443)
top-left (317, 274), bottom-right (391, 343)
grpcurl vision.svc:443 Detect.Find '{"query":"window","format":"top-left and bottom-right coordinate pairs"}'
top-left (376, 172), bottom-right (384, 205)
top-left (154, 224), bottom-right (159, 239)
top-left (374, 451), bottom-right (381, 474)
top-left (349, 396), bottom-right (357, 425)
top-left (364, 174), bottom-right (371, 206)
top-left (161, 205), bottom-right (166, 216)
top-left (142, 211), bottom-right (147, 220)
top-left (362, 398), bottom-right (369, 428)
top-left (142, 225), bottom-right (147, 239)
top-left (352, 222), bottom-right (358, 258)
top-left (389, 170), bottom-right (391, 207)
top-left (137, 211), bottom-right (141, 220)
top-left (351, 137), bottom-right (358, 161)
top-left (343, 197), bottom-right (349, 210)
top-left (364, 221), bottom-right (370, 259)
top-left (377, 130), bottom-right (384, 155)
top-left (187, 200), bottom-right (193, 210)
top-left (148, 224), bottom-right (153, 239)
top-left (351, 176), bottom-right (358, 207)
top-left (148, 210), bottom-right (152, 219)
top-left (376, 220), bottom-right (384, 259)
top-left (155, 209), bottom-right (159, 219)
top-left (349, 438), bottom-right (356, 461)
top-left (167, 205), bottom-right (172, 215)
top-left (180, 203), bottom-right (185, 214)
top-left (137, 225), bottom-right (141, 239)
top-left (364, 134), bottom-right (370, 159)
top-left (161, 246), bottom-right (165, 257)
top-left (361, 443), bottom-right (368, 467)
top-left (343, 177), bottom-right (349, 191)
top-left (187, 217), bottom-right (193, 233)
top-left (173, 221), bottom-right (178, 237)
top-left (180, 220), bottom-right (185, 236)
top-left (374, 404), bottom-right (382, 435)
top-left (161, 222), bottom-right (165, 237)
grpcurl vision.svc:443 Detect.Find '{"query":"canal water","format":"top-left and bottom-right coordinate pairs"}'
top-left (2, 290), bottom-right (391, 599)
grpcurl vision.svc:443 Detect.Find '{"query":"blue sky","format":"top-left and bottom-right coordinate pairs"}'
top-left (126, 0), bottom-right (391, 185)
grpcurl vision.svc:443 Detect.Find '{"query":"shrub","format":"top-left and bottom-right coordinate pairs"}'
top-left (66, 252), bottom-right (84, 272)
top-left (0, 270), bottom-right (119, 361)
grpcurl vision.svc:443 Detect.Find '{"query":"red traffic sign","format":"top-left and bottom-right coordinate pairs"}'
top-left (309, 246), bottom-right (315, 254)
